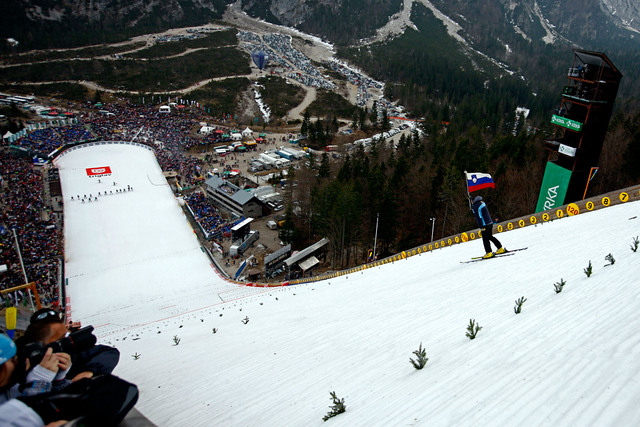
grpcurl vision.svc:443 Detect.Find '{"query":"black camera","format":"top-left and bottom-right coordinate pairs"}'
top-left (23, 326), bottom-right (97, 366)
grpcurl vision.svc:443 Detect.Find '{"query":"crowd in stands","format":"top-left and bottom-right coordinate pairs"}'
top-left (86, 102), bottom-right (232, 186)
top-left (9, 102), bottom-right (237, 188)
top-left (0, 157), bottom-right (61, 309)
top-left (10, 125), bottom-right (94, 157)
top-left (184, 192), bottom-right (241, 240)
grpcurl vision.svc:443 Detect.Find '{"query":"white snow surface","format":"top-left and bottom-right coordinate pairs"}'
top-left (56, 143), bottom-right (640, 426)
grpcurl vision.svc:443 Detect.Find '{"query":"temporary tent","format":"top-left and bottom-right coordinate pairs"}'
top-left (242, 127), bottom-right (253, 137)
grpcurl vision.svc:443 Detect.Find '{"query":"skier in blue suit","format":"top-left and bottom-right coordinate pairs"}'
top-left (471, 196), bottom-right (506, 259)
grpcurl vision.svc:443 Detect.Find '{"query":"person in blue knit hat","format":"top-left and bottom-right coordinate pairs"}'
top-left (0, 334), bottom-right (17, 366)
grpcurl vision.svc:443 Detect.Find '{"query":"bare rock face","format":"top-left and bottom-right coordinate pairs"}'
top-left (600, 0), bottom-right (640, 32)
top-left (240, 0), bottom-right (341, 26)
top-left (10, 0), bottom-right (223, 26)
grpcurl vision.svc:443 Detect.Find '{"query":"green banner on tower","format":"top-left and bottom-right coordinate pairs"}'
top-left (536, 162), bottom-right (572, 212)
top-left (551, 115), bottom-right (583, 132)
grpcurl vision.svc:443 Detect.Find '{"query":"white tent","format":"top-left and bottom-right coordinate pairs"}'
top-left (241, 127), bottom-right (253, 137)
top-left (3, 131), bottom-right (13, 140)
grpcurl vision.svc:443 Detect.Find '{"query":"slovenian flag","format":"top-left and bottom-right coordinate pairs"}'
top-left (466, 172), bottom-right (495, 192)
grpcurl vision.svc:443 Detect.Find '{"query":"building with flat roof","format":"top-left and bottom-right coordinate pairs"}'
top-left (204, 175), bottom-right (262, 218)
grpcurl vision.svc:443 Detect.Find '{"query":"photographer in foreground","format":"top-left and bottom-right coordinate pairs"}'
top-left (0, 334), bottom-right (69, 426)
top-left (24, 309), bottom-right (119, 382)
top-left (1, 333), bottom-right (72, 403)
top-left (1, 332), bottom-right (138, 426)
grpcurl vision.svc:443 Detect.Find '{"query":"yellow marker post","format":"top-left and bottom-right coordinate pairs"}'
top-left (6, 307), bottom-right (17, 339)
top-left (567, 203), bottom-right (579, 216)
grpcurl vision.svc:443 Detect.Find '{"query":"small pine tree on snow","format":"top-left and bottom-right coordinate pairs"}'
top-left (584, 260), bottom-right (593, 277)
top-left (514, 296), bottom-right (527, 314)
top-left (172, 335), bottom-right (181, 346)
top-left (554, 279), bottom-right (566, 294)
top-left (466, 319), bottom-right (482, 340)
top-left (241, 316), bottom-right (249, 324)
top-left (410, 343), bottom-right (429, 370)
top-left (322, 391), bottom-right (346, 421)
top-left (631, 236), bottom-right (639, 253)
top-left (132, 352), bottom-right (141, 360)
top-left (605, 253), bottom-right (615, 266)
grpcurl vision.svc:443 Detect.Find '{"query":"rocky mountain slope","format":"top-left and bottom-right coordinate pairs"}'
top-left (3, 0), bottom-right (638, 51)
top-left (0, 0), bottom-right (231, 48)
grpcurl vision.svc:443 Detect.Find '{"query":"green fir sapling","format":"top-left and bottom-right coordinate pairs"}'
top-left (584, 260), bottom-right (593, 277)
top-left (605, 253), bottom-right (615, 266)
top-left (631, 236), bottom-right (639, 253)
top-left (410, 343), bottom-right (429, 370)
top-left (514, 296), bottom-right (527, 314)
top-left (466, 319), bottom-right (482, 340)
top-left (554, 278), bottom-right (566, 293)
top-left (322, 391), bottom-right (346, 422)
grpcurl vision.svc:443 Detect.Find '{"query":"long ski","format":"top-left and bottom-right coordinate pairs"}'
top-left (462, 247), bottom-right (528, 264)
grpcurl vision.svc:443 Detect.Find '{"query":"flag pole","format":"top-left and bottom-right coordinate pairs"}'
top-left (582, 167), bottom-right (599, 200)
top-left (464, 170), bottom-right (472, 210)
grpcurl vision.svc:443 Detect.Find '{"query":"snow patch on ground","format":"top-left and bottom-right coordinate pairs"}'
top-left (253, 83), bottom-right (271, 123)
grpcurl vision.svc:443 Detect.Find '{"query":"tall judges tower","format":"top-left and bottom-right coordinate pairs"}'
top-left (536, 50), bottom-right (622, 212)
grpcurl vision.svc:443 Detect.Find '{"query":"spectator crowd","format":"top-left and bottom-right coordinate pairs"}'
top-left (184, 192), bottom-right (243, 240)
top-left (0, 156), bottom-right (61, 309)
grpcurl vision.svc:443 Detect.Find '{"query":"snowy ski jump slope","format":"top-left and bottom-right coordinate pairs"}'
top-left (54, 142), bottom-right (266, 336)
top-left (56, 143), bottom-right (640, 426)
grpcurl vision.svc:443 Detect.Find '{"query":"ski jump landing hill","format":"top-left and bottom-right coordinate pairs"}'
top-left (53, 140), bottom-right (640, 331)
top-left (52, 141), bottom-right (640, 426)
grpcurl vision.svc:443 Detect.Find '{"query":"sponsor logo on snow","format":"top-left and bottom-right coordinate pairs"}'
top-left (86, 166), bottom-right (112, 177)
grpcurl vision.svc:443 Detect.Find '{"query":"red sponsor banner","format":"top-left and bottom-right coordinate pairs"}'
top-left (86, 166), bottom-right (112, 177)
